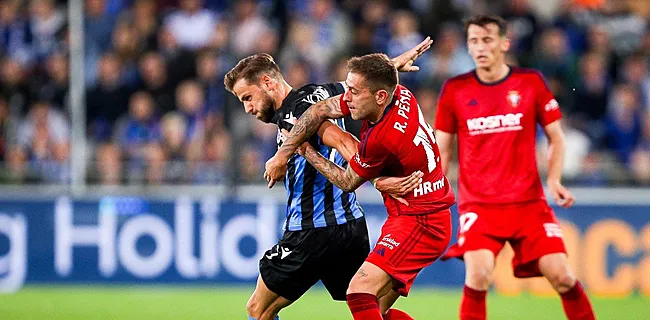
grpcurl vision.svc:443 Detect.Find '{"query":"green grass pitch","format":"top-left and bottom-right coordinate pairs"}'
top-left (0, 286), bottom-right (647, 319)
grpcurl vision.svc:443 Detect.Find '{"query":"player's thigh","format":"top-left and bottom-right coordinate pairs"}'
top-left (510, 203), bottom-right (567, 278)
top-left (259, 230), bottom-right (323, 302)
top-left (321, 218), bottom-right (370, 301)
top-left (366, 213), bottom-right (452, 297)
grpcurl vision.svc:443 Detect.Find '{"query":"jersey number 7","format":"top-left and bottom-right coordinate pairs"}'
top-left (412, 106), bottom-right (438, 173)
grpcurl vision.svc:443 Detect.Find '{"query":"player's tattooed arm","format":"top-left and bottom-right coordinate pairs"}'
top-left (264, 96), bottom-right (345, 187)
top-left (299, 142), bottom-right (366, 193)
top-left (275, 95), bottom-right (344, 160)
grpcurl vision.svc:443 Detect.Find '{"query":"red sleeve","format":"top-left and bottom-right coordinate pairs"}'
top-left (349, 139), bottom-right (392, 180)
top-left (534, 73), bottom-right (562, 126)
top-left (339, 94), bottom-right (351, 117)
top-left (434, 81), bottom-right (457, 133)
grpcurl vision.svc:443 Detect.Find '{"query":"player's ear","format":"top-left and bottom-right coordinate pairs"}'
top-left (260, 74), bottom-right (275, 90)
top-left (501, 37), bottom-right (511, 52)
top-left (375, 89), bottom-right (389, 105)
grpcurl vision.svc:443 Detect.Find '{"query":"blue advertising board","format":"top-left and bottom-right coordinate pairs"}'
top-left (0, 196), bottom-right (649, 296)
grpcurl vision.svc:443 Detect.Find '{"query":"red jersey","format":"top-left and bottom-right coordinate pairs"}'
top-left (341, 84), bottom-right (456, 216)
top-left (435, 67), bottom-right (562, 209)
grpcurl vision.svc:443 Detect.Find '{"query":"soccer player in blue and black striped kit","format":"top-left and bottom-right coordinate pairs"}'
top-left (224, 39), bottom-right (430, 320)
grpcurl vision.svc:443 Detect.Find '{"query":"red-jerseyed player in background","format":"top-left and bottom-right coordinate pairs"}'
top-left (435, 15), bottom-right (596, 320)
top-left (266, 53), bottom-right (456, 320)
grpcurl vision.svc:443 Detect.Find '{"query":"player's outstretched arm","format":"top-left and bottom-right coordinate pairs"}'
top-left (543, 121), bottom-right (575, 208)
top-left (264, 95), bottom-right (345, 187)
top-left (391, 36), bottom-right (433, 73)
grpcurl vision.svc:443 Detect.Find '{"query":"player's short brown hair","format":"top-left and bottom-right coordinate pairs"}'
top-left (224, 53), bottom-right (282, 93)
top-left (347, 53), bottom-right (398, 93)
top-left (464, 15), bottom-right (508, 37)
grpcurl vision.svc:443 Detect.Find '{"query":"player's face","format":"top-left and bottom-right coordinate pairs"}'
top-left (467, 24), bottom-right (510, 69)
top-left (232, 78), bottom-right (276, 123)
top-left (343, 72), bottom-right (378, 121)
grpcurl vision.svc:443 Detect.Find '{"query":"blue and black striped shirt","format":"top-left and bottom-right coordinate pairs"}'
top-left (272, 83), bottom-right (364, 231)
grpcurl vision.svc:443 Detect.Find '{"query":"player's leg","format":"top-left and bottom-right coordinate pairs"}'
top-left (512, 202), bottom-right (595, 320)
top-left (460, 249), bottom-right (496, 320)
top-left (346, 261), bottom-right (394, 320)
top-left (252, 229), bottom-right (321, 320)
top-left (246, 275), bottom-right (292, 320)
top-left (539, 253), bottom-right (596, 320)
top-left (443, 207), bottom-right (505, 320)
top-left (378, 290), bottom-right (414, 320)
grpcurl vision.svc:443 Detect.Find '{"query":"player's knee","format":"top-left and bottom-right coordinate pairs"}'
top-left (246, 297), bottom-right (263, 318)
top-left (547, 270), bottom-right (576, 293)
top-left (466, 267), bottom-right (492, 290)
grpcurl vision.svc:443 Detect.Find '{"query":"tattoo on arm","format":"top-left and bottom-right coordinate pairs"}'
top-left (356, 268), bottom-right (368, 278)
top-left (278, 96), bottom-right (343, 159)
top-left (301, 143), bottom-right (366, 192)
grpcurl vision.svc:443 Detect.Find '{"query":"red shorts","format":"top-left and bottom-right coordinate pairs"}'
top-left (366, 209), bottom-right (452, 297)
top-left (442, 200), bottom-right (567, 278)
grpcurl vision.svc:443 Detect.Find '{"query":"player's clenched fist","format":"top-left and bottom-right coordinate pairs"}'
top-left (264, 154), bottom-right (288, 188)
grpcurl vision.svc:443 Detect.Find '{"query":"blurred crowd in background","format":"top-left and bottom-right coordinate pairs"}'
top-left (0, 0), bottom-right (648, 186)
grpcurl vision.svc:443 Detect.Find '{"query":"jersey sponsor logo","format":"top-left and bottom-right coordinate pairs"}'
top-left (353, 153), bottom-right (370, 168)
top-left (544, 99), bottom-right (559, 112)
top-left (374, 247), bottom-right (386, 256)
top-left (468, 99), bottom-right (478, 106)
top-left (377, 233), bottom-right (400, 250)
top-left (544, 223), bottom-right (563, 238)
top-left (413, 177), bottom-right (445, 197)
top-left (301, 86), bottom-right (331, 105)
top-left (507, 90), bottom-right (521, 108)
top-left (466, 113), bottom-right (524, 136)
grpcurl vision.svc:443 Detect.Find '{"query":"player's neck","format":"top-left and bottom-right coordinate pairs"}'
top-left (275, 80), bottom-right (293, 110)
top-left (368, 103), bottom-right (389, 125)
top-left (476, 63), bottom-right (510, 84)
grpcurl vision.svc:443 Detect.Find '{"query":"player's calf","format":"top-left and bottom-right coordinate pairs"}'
top-left (539, 253), bottom-right (596, 320)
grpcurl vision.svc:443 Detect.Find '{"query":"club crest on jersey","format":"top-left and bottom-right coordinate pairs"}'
top-left (507, 90), bottom-right (521, 108)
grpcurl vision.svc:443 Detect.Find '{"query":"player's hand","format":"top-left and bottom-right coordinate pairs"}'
top-left (264, 154), bottom-right (288, 188)
top-left (547, 179), bottom-right (575, 208)
top-left (373, 171), bottom-right (424, 206)
top-left (392, 36), bottom-right (433, 72)
top-left (281, 129), bottom-right (309, 156)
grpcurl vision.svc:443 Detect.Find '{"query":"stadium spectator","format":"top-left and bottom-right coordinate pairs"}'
top-left (230, 0), bottom-right (269, 58)
top-left (605, 83), bottom-right (643, 165)
top-left (86, 52), bottom-right (131, 141)
top-left (163, 0), bottom-right (217, 50)
top-left (1, 57), bottom-right (32, 116)
top-left (0, 0), bottom-right (34, 66)
top-left (29, 0), bottom-right (65, 62)
top-left (15, 99), bottom-right (70, 182)
top-left (113, 91), bottom-right (161, 161)
top-left (137, 51), bottom-right (175, 114)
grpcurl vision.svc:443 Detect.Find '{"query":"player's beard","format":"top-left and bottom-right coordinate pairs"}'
top-left (257, 92), bottom-right (276, 123)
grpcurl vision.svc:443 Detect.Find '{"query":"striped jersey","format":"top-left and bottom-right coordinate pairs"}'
top-left (272, 83), bottom-right (364, 231)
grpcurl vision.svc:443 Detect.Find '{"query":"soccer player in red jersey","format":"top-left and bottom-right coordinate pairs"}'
top-left (434, 15), bottom-right (596, 320)
top-left (266, 53), bottom-right (456, 320)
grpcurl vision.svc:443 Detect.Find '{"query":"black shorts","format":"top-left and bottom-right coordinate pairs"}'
top-left (259, 217), bottom-right (370, 301)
